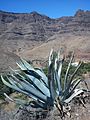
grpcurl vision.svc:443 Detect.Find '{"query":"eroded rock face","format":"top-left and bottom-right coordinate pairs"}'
top-left (0, 9), bottom-right (90, 42)
top-left (0, 9), bottom-right (90, 73)
top-left (0, 10), bottom-right (56, 41)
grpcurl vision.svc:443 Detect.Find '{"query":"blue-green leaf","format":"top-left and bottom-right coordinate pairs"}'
top-left (64, 89), bottom-right (83, 103)
top-left (26, 74), bottom-right (50, 97)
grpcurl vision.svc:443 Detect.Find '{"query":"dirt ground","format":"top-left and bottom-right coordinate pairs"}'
top-left (0, 78), bottom-right (90, 120)
top-left (0, 93), bottom-right (90, 120)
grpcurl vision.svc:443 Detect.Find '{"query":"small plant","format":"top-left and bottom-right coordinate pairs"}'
top-left (1, 50), bottom-right (87, 118)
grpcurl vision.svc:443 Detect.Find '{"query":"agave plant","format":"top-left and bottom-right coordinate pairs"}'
top-left (1, 50), bottom-right (85, 111)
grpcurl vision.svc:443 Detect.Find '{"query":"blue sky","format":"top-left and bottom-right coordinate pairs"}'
top-left (0, 0), bottom-right (90, 18)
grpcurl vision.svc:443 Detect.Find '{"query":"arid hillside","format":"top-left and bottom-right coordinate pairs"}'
top-left (20, 33), bottom-right (90, 61)
top-left (0, 9), bottom-right (90, 72)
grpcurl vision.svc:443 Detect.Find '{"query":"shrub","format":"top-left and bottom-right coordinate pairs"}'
top-left (1, 50), bottom-right (88, 117)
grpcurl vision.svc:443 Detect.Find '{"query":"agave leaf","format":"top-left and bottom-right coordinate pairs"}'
top-left (14, 71), bottom-right (41, 92)
top-left (10, 67), bottom-right (27, 80)
top-left (57, 60), bottom-right (63, 94)
top-left (10, 74), bottom-right (32, 89)
top-left (10, 74), bottom-right (49, 102)
top-left (55, 71), bottom-right (62, 95)
top-left (4, 93), bottom-right (14, 102)
top-left (16, 62), bottom-right (27, 70)
top-left (54, 52), bottom-right (63, 95)
top-left (64, 52), bottom-right (74, 90)
top-left (9, 68), bottom-right (33, 86)
top-left (30, 97), bottom-right (53, 109)
top-left (6, 75), bottom-right (18, 87)
top-left (49, 49), bottom-right (53, 67)
top-left (21, 58), bottom-right (33, 69)
top-left (71, 79), bottom-right (82, 92)
top-left (2, 75), bottom-right (23, 91)
top-left (16, 59), bottom-right (48, 87)
top-left (69, 62), bottom-right (82, 84)
top-left (4, 93), bottom-right (29, 105)
top-left (17, 59), bottom-right (48, 86)
top-left (1, 75), bottom-right (18, 90)
top-left (48, 50), bottom-right (57, 100)
top-left (30, 100), bottom-right (47, 109)
top-left (7, 75), bottom-right (27, 91)
top-left (26, 74), bottom-right (50, 97)
top-left (49, 79), bottom-right (56, 101)
top-left (65, 62), bottom-right (82, 94)
top-left (54, 57), bottom-right (58, 71)
top-left (65, 77), bottom-right (81, 94)
top-left (64, 89), bottom-right (84, 103)
top-left (24, 70), bottom-right (41, 80)
top-left (71, 78), bottom-right (81, 87)
top-left (16, 58), bottom-right (34, 71)
top-left (19, 81), bottom-right (48, 102)
top-left (49, 66), bottom-right (57, 101)
top-left (1, 75), bottom-right (42, 101)
top-left (35, 68), bottom-right (48, 87)
top-left (63, 78), bottom-right (82, 100)
top-left (58, 61), bottom-right (62, 80)
top-left (1, 75), bottom-right (26, 94)
top-left (10, 74), bottom-right (48, 102)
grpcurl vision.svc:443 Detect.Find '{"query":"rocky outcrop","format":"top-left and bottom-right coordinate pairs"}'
top-left (0, 10), bottom-right (56, 41)
top-left (0, 9), bottom-right (90, 42)
top-left (0, 9), bottom-right (90, 73)
top-left (57, 9), bottom-right (90, 34)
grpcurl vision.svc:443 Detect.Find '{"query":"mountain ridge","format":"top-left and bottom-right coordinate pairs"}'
top-left (0, 9), bottom-right (90, 39)
top-left (0, 9), bottom-right (90, 42)
top-left (0, 9), bottom-right (90, 72)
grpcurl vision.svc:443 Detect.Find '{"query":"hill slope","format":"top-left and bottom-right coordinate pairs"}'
top-left (0, 9), bottom-right (90, 72)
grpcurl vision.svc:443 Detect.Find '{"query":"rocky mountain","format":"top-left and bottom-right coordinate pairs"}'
top-left (0, 9), bottom-right (90, 41)
top-left (0, 10), bottom-right (57, 42)
top-left (0, 9), bottom-right (90, 72)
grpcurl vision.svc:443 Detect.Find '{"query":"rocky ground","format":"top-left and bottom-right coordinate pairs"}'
top-left (0, 78), bottom-right (90, 120)
top-left (0, 93), bottom-right (90, 120)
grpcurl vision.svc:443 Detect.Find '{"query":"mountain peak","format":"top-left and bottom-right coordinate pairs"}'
top-left (30, 11), bottom-right (40, 15)
top-left (75, 9), bottom-right (90, 17)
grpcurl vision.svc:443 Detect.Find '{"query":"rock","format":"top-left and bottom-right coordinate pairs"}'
top-left (0, 94), bottom-right (90, 120)
top-left (0, 9), bottom-right (90, 42)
